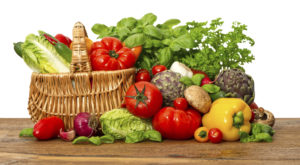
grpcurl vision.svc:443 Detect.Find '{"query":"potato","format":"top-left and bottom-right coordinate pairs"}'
top-left (184, 85), bottom-right (211, 113)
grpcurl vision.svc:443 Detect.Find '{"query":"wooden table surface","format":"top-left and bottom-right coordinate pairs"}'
top-left (0, 118), bottom-right (299, 165)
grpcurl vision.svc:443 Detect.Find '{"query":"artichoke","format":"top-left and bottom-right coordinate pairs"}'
top-left (214, 69), bottom-right (255, 105)
top-left (151, 70), bottom-right (186, 106)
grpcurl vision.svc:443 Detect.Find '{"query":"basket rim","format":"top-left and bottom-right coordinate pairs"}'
top-left (31, 67), bottom-right (136, 76)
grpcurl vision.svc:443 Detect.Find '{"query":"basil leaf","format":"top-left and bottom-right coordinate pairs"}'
top-left (144, 130), bottom-right (162, 142)
top-left (72, 136), bottom-right (89, 144)
top-left (157, 47), bottom-right (172, 66)
top-left (99, 135), bottom-right (115, 144)
top-left (125, 131), bottom-right (145, 143)
top-left (180, 76), bottom-right (193, 86)
top-left (19, 128), bottom-right (33, 137)
top-left (202, 84), bottom-right (221, 93)
top-left (191, 74), bottom-right (205, 86)
top-left (116, 27), bottom-right (130, 41)
top-left (89, 136), bottom-right (101, 145)
top-left (173, 25), bottom-right (188, 37)
top-left (92, 24), bottom-right (109, 36)
top-left (124, 33), bottom-right (146, 48)
top-left (139, 13), bottom-right (157, 26)
top-left (144, 25), bottom-right (162, 39)
top-left (172, 34), bottom-right (194, 49)
top-left (117, 17), bottom-right (137, 29)
top-left (162, 19), bottom-right (180, 29)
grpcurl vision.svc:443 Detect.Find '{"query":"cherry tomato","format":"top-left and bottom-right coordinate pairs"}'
top-left (208, 128), bottom-right (223, 143)
top-left (194, 127), bottom-right (209, 143)
top-left (152, 65), bottom-right (167, 75)
top-left (250, 102), bottom-right (259, 109)
top-left (136, 69), bottom-right (151, 82)
top-left (173, 98), bottom-right (188, 110)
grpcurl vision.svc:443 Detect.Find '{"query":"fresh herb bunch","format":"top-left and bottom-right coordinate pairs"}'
top-left (92, 13), bottom-right (255, 79)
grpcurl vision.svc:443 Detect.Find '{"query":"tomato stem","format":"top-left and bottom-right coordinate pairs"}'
top-left (126, 85), bottom-right (148, 109)
top-left (109, 50), bottom-right (119, 58)
top-left (198, 130), bottom-right (207, 138)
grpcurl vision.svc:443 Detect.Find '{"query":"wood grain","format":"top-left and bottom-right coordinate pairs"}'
top-left (0, 118), bottom-right (300, 165)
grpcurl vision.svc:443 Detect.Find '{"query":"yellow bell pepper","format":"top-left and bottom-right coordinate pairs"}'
top-left (202, 98), bottom-right (252, 141)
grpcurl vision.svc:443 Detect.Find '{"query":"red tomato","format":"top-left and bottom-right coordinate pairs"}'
top-left (173, 98), bottom-right (188, 110)
top-left (152, 65), bottom-right (167, 75)
top-left (33, 116), bottom-right (65, 140)
top-left (136, 69), bottom-right (151, 82)
top-left (250, 102), bottom-right (259, 109)
top-left (125, 81), bottom-right (163, 118)
top-left (249, 102), bottom-right (258, 122)
top-left (90, 37), bottom-right (136, 71)
top-left (208, 128), bottom-right (223, 143)
top-left (200, 77), bottom-right (213, 86)
top-left (55, 34), bottom-right (72, 47)
top-left (152, 107), bottom-right (201, 140)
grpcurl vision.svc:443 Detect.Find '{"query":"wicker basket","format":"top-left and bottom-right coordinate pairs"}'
top-left (27, 22), bottom-right (136, 129)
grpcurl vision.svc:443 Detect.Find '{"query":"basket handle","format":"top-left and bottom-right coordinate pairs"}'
top-left (70, 22), bottom-right (92, 73)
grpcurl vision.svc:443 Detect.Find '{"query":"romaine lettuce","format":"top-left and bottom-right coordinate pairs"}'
top-left (22, 34), bottom-right (70, 73)
top-left (100, 109), bottom-right (153, 139)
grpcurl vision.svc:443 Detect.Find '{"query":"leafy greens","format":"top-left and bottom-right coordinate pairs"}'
top-left (92, 13), bottom-right (255, 79)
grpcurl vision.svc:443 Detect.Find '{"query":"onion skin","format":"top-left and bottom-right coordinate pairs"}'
top-left (74, 112), bottom-right (98, 137)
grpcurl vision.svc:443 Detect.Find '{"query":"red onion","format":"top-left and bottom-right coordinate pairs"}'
top-left (74, 112), bottom-right (99, 137)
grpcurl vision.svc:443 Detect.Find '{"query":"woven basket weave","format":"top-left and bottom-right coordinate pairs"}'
top-left (27, 22), bottom-right (135, 129)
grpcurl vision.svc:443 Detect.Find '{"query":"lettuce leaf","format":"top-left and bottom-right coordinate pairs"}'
top-left (100, 109), bottom-right (153, 139)
top-left (22, 34), bottom-right (70, 73)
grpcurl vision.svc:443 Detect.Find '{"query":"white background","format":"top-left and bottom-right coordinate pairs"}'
top-left (0, 0), bottom-right (299, 118)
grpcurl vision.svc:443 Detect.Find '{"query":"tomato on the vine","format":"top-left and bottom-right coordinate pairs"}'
top-left (90, 37), bottom-right (136, 71)
top-left (152, 65), bottom-right (167, 75)
top-left (125, 81), bottom-right (163, 118)
top-left (208, 128), bottom-right (223, 143)
top-left (136, 69), bottom-right (151, 82)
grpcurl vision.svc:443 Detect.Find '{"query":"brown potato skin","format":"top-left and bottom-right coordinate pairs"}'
top-left (184, 85), bottom-right (211, 114)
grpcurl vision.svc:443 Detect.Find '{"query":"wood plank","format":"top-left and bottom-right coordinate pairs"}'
top-left (0, 118), bottom-right (299, 165)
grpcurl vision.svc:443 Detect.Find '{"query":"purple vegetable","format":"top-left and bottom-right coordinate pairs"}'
top-left (74, 112), bottom-right (99, 137)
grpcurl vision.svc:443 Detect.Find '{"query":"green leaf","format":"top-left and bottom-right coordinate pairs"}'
top-left (117, 17), bottom-right (137, 29)
top-left (139, 13), bottom-right (157, 26)
top-left (180, 76), bottom-right (193, 86)
top-left (157, 47), bottom-right (172, 66)
top-left (14, 42), bottom-right (23, 58)
top-left (210, 90), bottom-right (226, 101)
top-left (144, 25), bottom-right (162, 39)
top-left (173, 25), bottom-right (188, 37)
top-left (92, 24), bottom-right (109, 36)
top-left (202, 84), bottom-right (220, 94)
top-left (162, 19), bottom-right (181, 28)
top-left (99, 135), bottom-right (115, 144)
top-left (125, 131), bottom-right (145, 143)
top-left (89, 136), bottom-right (101, 145)
top-left (116, 27), bottom-right (131, 41)
top-left (19, 128), bottom-right (33, 137)
top-left (72, 136), bottom-right (89, 144)
top-left (172, 34), bottom-right (194, 49)
top-left (143, 130), bottom-right (162, 142)
top-left (124, 33), bottom-right (146, 48)
top-left (191, 74), bottom-right (205, 86)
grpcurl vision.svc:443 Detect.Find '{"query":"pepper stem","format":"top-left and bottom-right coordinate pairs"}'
top-left (233, 111), bottom-right (244, 128)
top-left (198, 130), bottom-right (207, 138)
